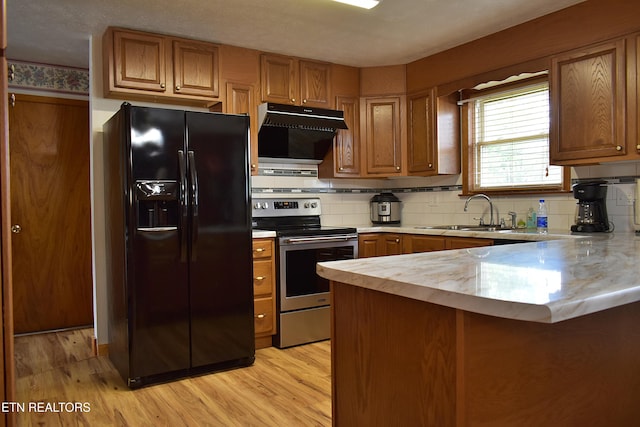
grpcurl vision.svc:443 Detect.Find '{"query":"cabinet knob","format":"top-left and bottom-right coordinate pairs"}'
top-left (338, 167), bottom-right (344, 171)
top-left (254, 248), bottom-right (265, 253)
top-left (616, 145), bottom-right (622, 151)
top-left (395, 166), bottom-right (400, 171)
top-left (175, 85), bottom-right (181, 91)
top-left (636, 145), bottom-right (640, 151)
top-left (302, 99), bottom-right (307, 104)
top-left (395, 238), bottom-right (400, 243)
top-left (11, 224), bottom-right (21, 234)
top-left (428, 163), bottom-right (433, 168)
top-left (255, 313), bottom-right (266, 319)
top-left (160, 83), bottom-right (166, 89)
top-left (291, 98), bottom-right (296, 103)
top-left (255, 276), bottom-right (265, 281)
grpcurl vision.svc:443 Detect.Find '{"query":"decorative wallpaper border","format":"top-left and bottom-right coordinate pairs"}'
top-left (8, 60), bottom-right (89, 95)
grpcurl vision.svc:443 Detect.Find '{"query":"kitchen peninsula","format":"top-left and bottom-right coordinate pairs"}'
top-left (318, 230), bottom-right (640, 426)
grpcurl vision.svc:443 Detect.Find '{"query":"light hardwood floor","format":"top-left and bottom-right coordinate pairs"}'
top-left (14, 329), bottom-right (331, 426)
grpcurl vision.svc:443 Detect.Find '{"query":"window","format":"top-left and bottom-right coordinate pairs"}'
top-left (462, 77), bottom-right (569, 194)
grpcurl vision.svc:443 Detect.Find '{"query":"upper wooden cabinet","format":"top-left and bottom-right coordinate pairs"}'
top-left (550, 38), bottom-right (627, 164)
top-left (103, 27), bottom-right (220, 107)
top-left (172, 40), bottom-right (219, 98)
top-left (361, 95), bottom-right (405, 177)
top-left (632, 33), bottom-right (640, 158)
top-left (225, 81), bottom-right (258, 175)
top-left (319, 95), bottom-right (360, 177)
top-left (407, 89), bottom-right (460, 176)
top-left (260, 54), bottom-right (332, 108)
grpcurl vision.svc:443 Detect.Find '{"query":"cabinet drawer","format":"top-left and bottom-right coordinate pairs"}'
top-left (253, 259), bottom-right (273, 297)
top-left (254, 297), bottom-right (275, 336)
top-left (252, 239), bottom-right (273, 259)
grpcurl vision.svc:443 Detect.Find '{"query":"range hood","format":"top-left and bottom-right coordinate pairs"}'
top-left (257, 103), bottom-right (348, 164)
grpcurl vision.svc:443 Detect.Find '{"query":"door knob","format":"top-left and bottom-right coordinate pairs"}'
top-left (11, 224), bottom-right (21, 234)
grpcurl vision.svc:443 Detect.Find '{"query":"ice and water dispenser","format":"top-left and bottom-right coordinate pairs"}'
top-left (135, 180), bottom-right (179, 229)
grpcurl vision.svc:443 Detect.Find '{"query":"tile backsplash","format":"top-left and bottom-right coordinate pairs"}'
top-left (251, 161), bottom-right (640, 233)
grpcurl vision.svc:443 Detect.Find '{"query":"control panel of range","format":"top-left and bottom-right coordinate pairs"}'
top-left (252, 197), bottom-right (321, 217)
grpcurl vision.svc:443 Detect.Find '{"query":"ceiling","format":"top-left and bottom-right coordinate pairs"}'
top-left (6, 0), bottom-right (586, 69)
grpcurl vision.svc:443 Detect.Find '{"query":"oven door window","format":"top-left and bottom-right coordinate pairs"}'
top-left (284, 246), bottom-right (354, 298)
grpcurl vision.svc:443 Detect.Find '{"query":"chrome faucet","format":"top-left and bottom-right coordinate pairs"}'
top-left (464, 194), bottom-right (494, 226)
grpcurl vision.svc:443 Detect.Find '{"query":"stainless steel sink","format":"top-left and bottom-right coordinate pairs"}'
top-left (415, 225), bottom-right (514, 233)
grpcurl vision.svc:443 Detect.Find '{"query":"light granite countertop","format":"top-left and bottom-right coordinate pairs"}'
top-left (318, 226), bottom-right (640, 323)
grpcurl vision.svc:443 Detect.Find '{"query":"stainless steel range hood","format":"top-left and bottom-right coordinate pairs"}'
top-left (257, 103), bottom-right (348, 164)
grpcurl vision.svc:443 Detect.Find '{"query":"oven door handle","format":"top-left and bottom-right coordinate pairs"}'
top-left (282, 235), bottom-right (357, 245)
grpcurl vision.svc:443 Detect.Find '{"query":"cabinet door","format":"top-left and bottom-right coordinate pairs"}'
top-left (403, 234), bottom-right (446, 253)
top-left (261, 54), bottom-right (297, 104)
top-left (634, 33), bottom-right (640, 156)
top-left (364, 97), bottom-right (402, 175)
top-left (299, 60), bottom-right (332, 108)
top-left (550, 39), bottom-right (627, 163)
top-left (334, 96), bottom-right (360, 175)
top-left (407, 91), bottom-right (435, 173)
top-left (226, 82), bottom-right (258, 175)
top-left (112, 29), bottom-right (167, 92)
top-left (445, 237), bottom-right (493, 249)
top-left (173, 40), bottom-right (219, 98)
top-left (381, 234), bottom-right (403, 255)
top-left (358, 234), bottom-right (380, 258)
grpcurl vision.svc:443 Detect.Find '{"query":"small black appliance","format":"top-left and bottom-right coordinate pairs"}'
top-left (570, 180), bottom-right (610, 232)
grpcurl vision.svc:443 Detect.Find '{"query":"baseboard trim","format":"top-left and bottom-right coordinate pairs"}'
top-left (92, 337), bottom-right (109, 356)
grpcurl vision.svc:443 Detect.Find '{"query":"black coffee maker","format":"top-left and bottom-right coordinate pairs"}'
top-left (570, 180), bottom-right (610, 232)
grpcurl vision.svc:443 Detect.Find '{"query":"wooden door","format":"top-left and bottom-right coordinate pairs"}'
top-left (299, 60), bottom-right (331, 108)
top-left (112, 28), bottom-right (168, 93)
top-left (9, 95), bottom-right (92, 334)
top-left (550, 38), bottom-right (627, 164)
top-left (173, 39), bottom-right (219, 98)
top-left (364, 97), bottom-right (402, 176)
top-left (260, 54), bottom-right (297, 104)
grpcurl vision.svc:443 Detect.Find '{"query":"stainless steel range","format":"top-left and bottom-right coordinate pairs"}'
top-left (252, 197), bottom-right (358, 348)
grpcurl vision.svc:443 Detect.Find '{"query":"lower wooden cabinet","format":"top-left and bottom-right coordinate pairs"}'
top-left (446, 237), bottom-right (493, 249)
top-left (252, 238), bottom-right (276, 349)
top-left (359, 233), bottom-right (404, 257)
top-left (358, 233), bottom-right (493, 257)
top-left (403, 234), bottom-right (446, 253)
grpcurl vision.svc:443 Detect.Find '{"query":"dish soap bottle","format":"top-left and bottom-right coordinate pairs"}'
top-left (536, 199), bottom-right (548, 234)
top-left (526, 207), bottom-right (536, 229)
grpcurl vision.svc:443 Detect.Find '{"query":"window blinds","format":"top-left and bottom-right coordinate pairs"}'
top-left (472, 82), bottom-right (562, 190)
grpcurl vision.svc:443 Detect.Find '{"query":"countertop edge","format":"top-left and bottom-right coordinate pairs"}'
top-left (318, 262), bottom-right (555, 323)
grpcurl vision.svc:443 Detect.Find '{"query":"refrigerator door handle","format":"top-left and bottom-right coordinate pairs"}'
top-left (178, 150), bottom-right (188, 262)
top-left (188, 150), bottom-right (199, 261)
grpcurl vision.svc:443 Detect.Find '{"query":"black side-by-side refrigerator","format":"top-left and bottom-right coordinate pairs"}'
top-left (103, 103), bottom-right (255, 388)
